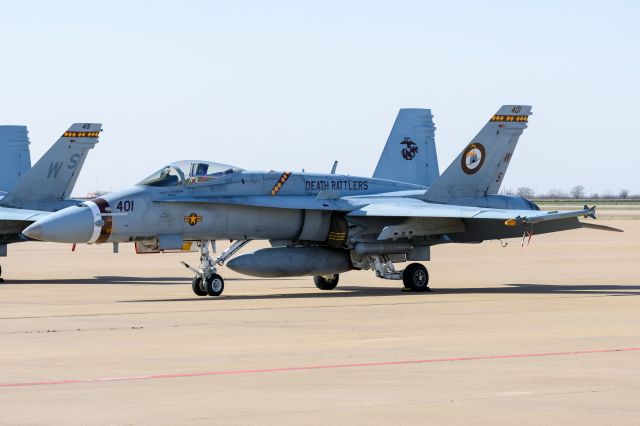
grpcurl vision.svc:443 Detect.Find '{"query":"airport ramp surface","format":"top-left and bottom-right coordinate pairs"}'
top-left (0, 220), bottom-right (639, 425)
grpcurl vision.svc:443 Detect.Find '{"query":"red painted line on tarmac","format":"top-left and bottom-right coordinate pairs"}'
top-left (1, 347), bottom-right (639, 388)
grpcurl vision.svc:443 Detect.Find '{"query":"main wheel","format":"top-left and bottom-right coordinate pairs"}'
top-left (402, 263), bottom-right (429, 292)
top-left (205, 273), bottom-right (225, 296)
top-left (192, 276), bottom-right (207, 296)
top-left (313, 274), bottom-right (339, 290)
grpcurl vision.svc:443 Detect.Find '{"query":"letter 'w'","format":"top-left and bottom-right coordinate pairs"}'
top-left (48, 161), bottom-right (63, 178)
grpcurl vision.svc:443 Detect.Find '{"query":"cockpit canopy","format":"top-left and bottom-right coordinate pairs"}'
top-left (137, 160), bottom-right (244, 187)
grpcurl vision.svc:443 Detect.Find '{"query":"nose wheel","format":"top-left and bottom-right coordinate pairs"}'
top-left (191, 273), bottom-right (224, 297)
top-left (205, 273), bottom-right (224, 296)
top-left (191, 276), bottom-right (207, 296)
top-left (182, 239), bottom-right (250, 297)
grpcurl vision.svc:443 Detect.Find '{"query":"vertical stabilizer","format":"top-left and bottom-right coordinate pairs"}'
top-left (373, 108), bottom-right (439, 186)
top-left (0, 126), bottom-right (31, 193)
top-left (1, 123), bottom-right (101, 209)
top-left (425, 105), bottom-right (531, 201)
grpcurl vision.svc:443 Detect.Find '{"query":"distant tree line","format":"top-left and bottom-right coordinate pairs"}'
top-left (503, 186), bottom-right (637, 200)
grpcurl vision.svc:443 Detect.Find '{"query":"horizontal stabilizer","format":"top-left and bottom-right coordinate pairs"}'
top-left (0, 205), bottom-right (49, 222)
top-left (579, 222), bottom-right (624, 232)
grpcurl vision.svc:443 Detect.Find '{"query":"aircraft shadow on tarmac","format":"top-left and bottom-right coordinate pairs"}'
top-left (119, 283), bottom-right (640, 303)
top-left (2, 276), bottom-right (294, 286)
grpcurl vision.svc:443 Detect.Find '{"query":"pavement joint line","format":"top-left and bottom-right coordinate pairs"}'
top-left (0, 293), bottom-right (628, 320)
top-left (1, 347), bottom-right (638, 389)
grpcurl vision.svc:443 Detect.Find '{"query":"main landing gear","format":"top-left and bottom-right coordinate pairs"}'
top-left (313, 274), bottom-right (339, 290)
top-left (312, 256), bottom-right (430, 293)
top-left (181, 239), bottom-right (251, 297)
top-left (368, 255), bottom-right (430, 292)
top-left (401, 263), bottom-right (429, 292)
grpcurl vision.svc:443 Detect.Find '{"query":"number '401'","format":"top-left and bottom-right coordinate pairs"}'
top-left (116, 200), bottom-right (134, 212)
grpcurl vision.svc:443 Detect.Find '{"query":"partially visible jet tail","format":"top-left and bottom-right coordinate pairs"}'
top-left (424, 105), bottom-right (531, 201)
top-left (1, 123), bottom-right (101, 210)
top-left (373, 108), bottom-right (439, 186)
top-left (0, 126), bottom-right (31, 194)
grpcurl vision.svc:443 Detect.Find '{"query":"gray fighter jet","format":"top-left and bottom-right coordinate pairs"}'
top-left (23, 106), bottom-right (617, 296)
top-left (0, 123), bottom-right (101, 280)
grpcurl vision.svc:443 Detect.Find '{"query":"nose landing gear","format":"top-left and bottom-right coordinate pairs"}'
top-left (181, 239), bottom-right (250, 297)
top-left (191, 276), bottom-right (207, 296)
top-left (204, 273), bottom-right (224, 296)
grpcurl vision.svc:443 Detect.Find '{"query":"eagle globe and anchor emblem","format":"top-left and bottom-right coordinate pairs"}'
top-left (461, 143), bottom-right (486, 175)
top-left (400, 137), bottom-right (419, 160)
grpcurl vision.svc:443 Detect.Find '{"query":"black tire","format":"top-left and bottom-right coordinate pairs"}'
top-left (205, 273), bottom-right (225, 296)
top-left (402, 263), bottom-right (429, 292)
top-left (313, 274), bottom-right (339, 290)
top-left (192, 276), bottom-right (207, 296)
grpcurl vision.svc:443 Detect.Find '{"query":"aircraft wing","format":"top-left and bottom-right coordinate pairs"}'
top-left (346, 199), bottom-right (622, 238)
top-left (0, 206), bottom-right (50, 240)
top-left (347, 198), bottom-right (595, 224)
top-left (347, 199), bottom-right (595, 223)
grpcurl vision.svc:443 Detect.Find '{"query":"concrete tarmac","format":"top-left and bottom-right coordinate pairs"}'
top-left (0, 220), bottom-right (638, 425)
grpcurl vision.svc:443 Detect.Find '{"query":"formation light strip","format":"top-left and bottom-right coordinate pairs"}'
top-left (271, 171), bottom-right (292, 195)
top-left (490, 115), bottom-right (528, 123)
top-left (62, 131), bottom-right (100, 138)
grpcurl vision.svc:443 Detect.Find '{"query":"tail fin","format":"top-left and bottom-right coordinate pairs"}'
top-left (1, 123), bottom-right (101, 209)
top-left (373, 108), bottom-right (439, 186)
top-left (0, 126), bottom-right (31, 193)
top-left (425, 105), bottom-right (531, 201)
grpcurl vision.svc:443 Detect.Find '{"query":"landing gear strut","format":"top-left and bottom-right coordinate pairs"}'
top-left (181, 239), bottom-right (250, 297)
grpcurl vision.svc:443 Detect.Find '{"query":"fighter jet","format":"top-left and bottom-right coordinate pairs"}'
top-left (23, 106), bottom-right (617, 296)
top-left (0, 123), bottom-right (102, 281)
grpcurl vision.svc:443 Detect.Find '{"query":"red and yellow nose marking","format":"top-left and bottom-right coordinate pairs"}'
top-left (85, 198), bottom-right (112, 244)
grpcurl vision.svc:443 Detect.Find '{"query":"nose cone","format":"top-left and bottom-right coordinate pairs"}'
top-left (23, 205), bottom-right (96, 243)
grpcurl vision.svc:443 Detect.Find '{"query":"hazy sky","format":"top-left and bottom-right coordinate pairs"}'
top-left (1, 1), bottom-right (638, 196)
